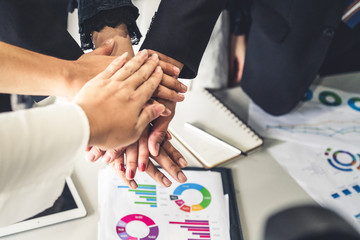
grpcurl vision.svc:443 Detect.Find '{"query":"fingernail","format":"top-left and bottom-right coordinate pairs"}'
top-left (130, 181), bottom-right (138, 189)
top-left (128, 170), bottom-right (135, 179)
top-left (139, 49), bottom-right (148, 57)
top-left (164, 108), bottom-right (172, 115)
top-left (151, 53), bottom-right (159, 61)
top-left (166, 131), bottom-right (172, 140)
top-left (140, 163), bottom-right (146, 172)
top-left (155, 143), bottom-right (160, 156)
top-left (177, 171), bottom-right (187, 182)
top-left (162, 177), bottom-right (172, 187)
top-left (179, 158), bottom-right (188, 168)
top-left (178, 94), bottom-right (185, 101)
top-left (173, 66), bottom-right (180, 75)
top-left (181, 84), bottom-right (188, 92)
top-left (155, 66), bottom-right (162, 73)
top-left (119, 163), bottom-right (124, 172)
top-left (86, 152), bottom-right (95, 162)
top-left (117, 52), bottom-right (128, 60)
top-left (102, 154), bottom-right (111, 164)
top-left (104, 39), bottom-right (114, 45)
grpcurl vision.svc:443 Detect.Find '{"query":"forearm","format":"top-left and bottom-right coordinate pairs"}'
top-left (0, 103), bottom-right (88, 226)
top-left (140, 0), bottom-right (226, 79)
top-left (0, 41), bottom-right (72, 97)
top-left (92, 24), bottom-right (134, 57)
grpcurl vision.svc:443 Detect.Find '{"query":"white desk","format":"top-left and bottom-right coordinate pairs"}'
top-left (4, 73), bottom-right (359, 240)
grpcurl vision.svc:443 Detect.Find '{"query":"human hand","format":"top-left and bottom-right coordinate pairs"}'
top-left (229, 35), bottom-right (246, 86)
top-left (63, 39), bottom-right (117, 99)
top-left (73, 49), bottom-right (166, 149)
top-left (93, 26), bottom-right (187, 102)
top-left (86, 137), bottom-right (188, 189)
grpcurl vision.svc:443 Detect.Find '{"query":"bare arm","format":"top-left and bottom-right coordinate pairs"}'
top-left (0, 41), bottom-right (116, 99)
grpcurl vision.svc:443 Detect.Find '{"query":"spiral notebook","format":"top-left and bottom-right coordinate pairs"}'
top-left (169, 88), bottom-right (263, 168)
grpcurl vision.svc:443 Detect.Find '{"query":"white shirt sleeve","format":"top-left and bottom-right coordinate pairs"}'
top-left (0, 102), bottom-right (89, 227)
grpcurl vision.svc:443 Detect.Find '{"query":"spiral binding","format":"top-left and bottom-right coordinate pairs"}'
top-left (202, 89), bottom-right (263, 143)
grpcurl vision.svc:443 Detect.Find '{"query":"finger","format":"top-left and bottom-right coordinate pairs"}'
top-left (151, 148), bottom-right (187, 183)
top-left (102, 147), bottom-right (126, 164)
top-left (134, 66), bottom-right (163, 104)
top-left (148, 115), bottom-right (171, 156)
top-left (159, 60), bottom-right (180, 77)
top-left (86, 146), bottom-right (105, 162)
top-left (109, 49), bottom-right (149, 82)
top-left (138, 129), bottom-right (150, 172)
top-left (166, 131), bottom-right (172, 140)
top-left (162, 140), bottom-right (187, 168)
top-left (153, 85), bottom-right (185, 102)
top-left (89, 39), bottom-right (115, 56)
top-left (160, 73), bottom-right (187, 93)
top-left (136, 104), bottom-right (166, 136)
top-left (125, 143), bottom-right (138, 180)
top-left (121, 53), bottom-right (160, 89)
top-left (235, 60), bottom-right (244, 83)
top-left (96, 52), bottom-right (128, 79)
top-left (114, 152), bottom-right (125, 172)
top-left (146, 99), bottom-right (172, 117)
top-left (111, 161), bottom-right (138, 189)
top-left (144, 160), bottom-right (172, 187)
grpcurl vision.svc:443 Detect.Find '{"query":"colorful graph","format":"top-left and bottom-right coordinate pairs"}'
top-left (170, 183), bottom-right (211, 212)
top-left (318, 90), bottom-right (342, 106)
top-left (325, 148), bottom-right (360, 172)
top-left (331, 185), bottom-right (360, 199)
top-left (169, 220), bottom-right (211, 240)
top-left (301, 89), bottom-right (360, 112)
top-left (348, 97), bottom-right (360, 111)
top-left (118, 184), bottom-right (157, 207)
top-left (301, 89), bottom-right (313, 102)
top-left (116, 214), bottom-right (159, 240)
top-left (266, 120), bottom-right (360, 137)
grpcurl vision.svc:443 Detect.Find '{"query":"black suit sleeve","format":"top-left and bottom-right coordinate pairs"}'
top-left (140, 0), bottom-right (228, 79)
top-left (0, 0), bottom-right (83, 60)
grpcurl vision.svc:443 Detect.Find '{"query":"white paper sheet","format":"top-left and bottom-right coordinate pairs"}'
top-left (98, 166), bottom-right (230, 240)
top-left (249, 85), bottom-right (360, 148)
top-left (268, 142), bottom-right (360, 231)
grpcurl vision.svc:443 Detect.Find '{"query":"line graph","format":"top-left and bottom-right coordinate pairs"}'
top-left (266, 120), bottom-right (360, 137)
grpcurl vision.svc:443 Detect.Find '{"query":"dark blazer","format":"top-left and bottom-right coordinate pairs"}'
top-left (241, 0), bottom-right (349, 115)
top-left (143, 0), bottom-right (358, 115)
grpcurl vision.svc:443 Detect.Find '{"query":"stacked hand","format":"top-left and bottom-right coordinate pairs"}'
top-left (73, 49), bottom-right (167, 150)
top-left (86, 25), bottom-right (189, 189)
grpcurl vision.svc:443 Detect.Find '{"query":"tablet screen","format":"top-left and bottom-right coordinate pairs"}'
top-left (25, 183), bottom-right (77, 220)
top-left (0, 177), bottom-right (87, 237)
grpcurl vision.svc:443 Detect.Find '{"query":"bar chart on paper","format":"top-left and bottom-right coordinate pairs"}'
top-left (118, 184), bottom-right (157, 208)
top-left (169, 220), bottom-right (211, 240)
top-left (99, 167), bottom-right (231, 240)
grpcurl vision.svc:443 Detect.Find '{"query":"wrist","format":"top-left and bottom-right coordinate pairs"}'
top-left (92, 24), bottom-right (134, 57)
top-left (60, 60), bottom-right (87, 100)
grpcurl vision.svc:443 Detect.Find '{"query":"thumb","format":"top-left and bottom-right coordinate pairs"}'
top-left (90, 39), bottom-right (114, 56)
top-left (137, 103), bottom-right (166, 136)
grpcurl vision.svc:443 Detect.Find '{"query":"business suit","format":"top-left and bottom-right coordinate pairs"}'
top-left (241, 0), bottom-right (359, 115)
top-left (0, 0), bottom-right (83, 112)
top-left (143, 0), bottom-right (360, 115)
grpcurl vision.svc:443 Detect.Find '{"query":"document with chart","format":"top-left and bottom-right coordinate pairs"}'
top-left (97, 166), bottom-right (231, 240)
top-left (268, 142), bottom-right (360, 230)
top-left (249, 85), bottom-right (360, 148)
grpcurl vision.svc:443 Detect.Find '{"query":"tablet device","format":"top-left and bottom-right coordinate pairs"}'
top-left (0, 177), bottom-right (87, 237)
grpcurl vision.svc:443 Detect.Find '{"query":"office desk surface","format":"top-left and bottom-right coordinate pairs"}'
top-left (3, 73), bottom-right (359, 240)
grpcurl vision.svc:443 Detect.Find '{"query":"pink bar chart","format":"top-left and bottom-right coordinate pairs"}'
top-left (169, 219), bottom-right (211, 240)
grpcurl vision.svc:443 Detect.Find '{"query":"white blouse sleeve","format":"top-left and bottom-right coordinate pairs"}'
top-left (0, 103), bottom-right (89, 226)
